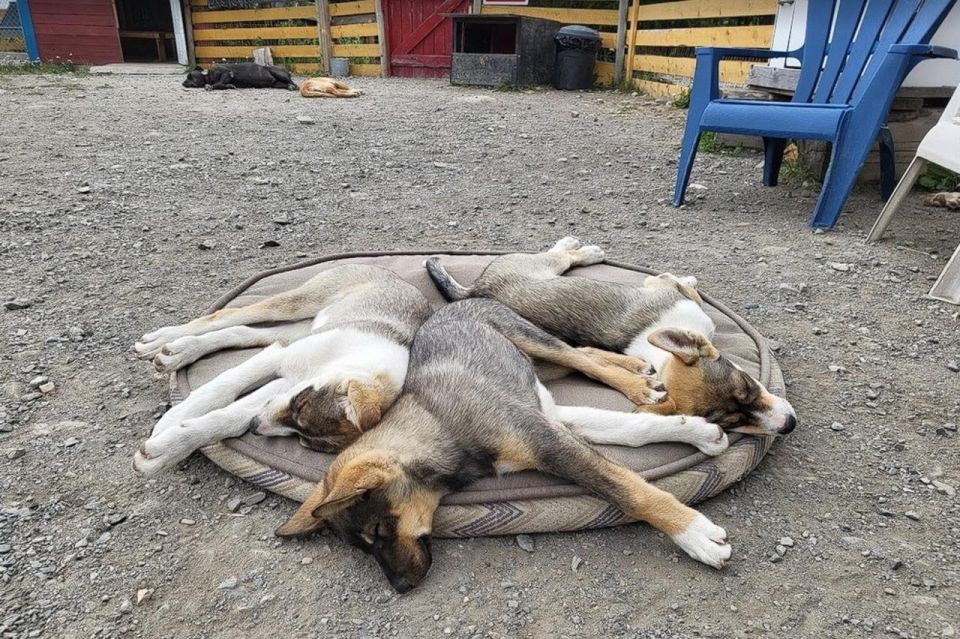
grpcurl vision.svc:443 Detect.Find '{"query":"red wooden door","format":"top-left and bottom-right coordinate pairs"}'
top-left (30, 0), bottom-right (122, 65)
top-left (383, 0), bottom-right (470, 78)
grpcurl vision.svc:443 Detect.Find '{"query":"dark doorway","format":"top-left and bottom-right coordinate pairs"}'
top-left (114, 0), bottom-right (174, 62)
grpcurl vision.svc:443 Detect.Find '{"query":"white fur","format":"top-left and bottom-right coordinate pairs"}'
top-left (550, 237), bottom-right (582, 252)
top-left (625, 299), bottom-right (716, 371)
top-left (670, 513), bottom-right (732, 569)
top-left (153, 323), bottom-right (311, 373)
top-left (556, 406), bottom-right (728, 455)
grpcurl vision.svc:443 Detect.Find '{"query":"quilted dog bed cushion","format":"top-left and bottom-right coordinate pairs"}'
top-left (172, 252), bottom-right (784, 537)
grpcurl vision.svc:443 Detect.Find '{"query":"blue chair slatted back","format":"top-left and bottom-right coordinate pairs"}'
top-left (790, 0), bottom-right (955, 106)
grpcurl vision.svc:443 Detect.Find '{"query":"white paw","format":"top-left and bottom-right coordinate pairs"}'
top-left (671, 513), bottom-right (732, 569)
top-left (132, 424), bottom-right (200, 477)
top-left (646, 388), bottom-right (667, 404)
top-left (578, 245), bottom-right (606, 265)
top-left (685, 417), bottom-right (729, 455)
top-left (153, 336), bottom-right (202, 372)
top-left (135, 326), bottom-right (187, 359)
top-left (680, 276), bottom-right (698, 288)
top-left (550, 236), bottom-right (582, 252)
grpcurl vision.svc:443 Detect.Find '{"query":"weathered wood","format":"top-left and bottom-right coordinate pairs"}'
top-left (315, 0), bottom-right (333, 75)
top-left (635, 25), bottom-right (773, 48)
top-left (330, 0), bottom-right (376, 17)
top-left (623, 0), bottom-right (640, 82)
top-left (374, 0), bottom-right (388, 77)
top-left (192, 26), bottom-right (318, 41)
top-left (331, 42), bottom-right (380, 57)
top-left (479, 6), bottom-right (618, 26)
top-left (330, 22), bottom-right (378, 38)
top-left (633, 79), bottom-right (684, 97)
top-left (637, 0), bottom-right (777, 21)
top-left (614, 0), bottom-right (628, 84)
top-left (191, 6), bottom-right (317, 24)
top-left (181, 0), bottom-right (195, 66)
top-left (749, 65), bottom-right (950, 106)
top-left (633, 54), bottom-right (754, 84)
top-left (253, 46), bottom-right (273, 66)
top-left (196, 44), bottom-right (320, 58)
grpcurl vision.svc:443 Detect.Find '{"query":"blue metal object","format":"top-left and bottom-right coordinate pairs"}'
top-left (17, 0), bottom-right (39, 62)
top-left (673, 0), bottom-right (959, 229)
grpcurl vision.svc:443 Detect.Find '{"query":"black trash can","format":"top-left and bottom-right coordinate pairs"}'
top-left (553, 25), bottom-right (601, 90)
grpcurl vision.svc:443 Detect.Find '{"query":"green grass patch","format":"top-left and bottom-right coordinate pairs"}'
top-left (0, 61), bottom-right (88, 76)
top-left (917, 164), bottom-right (960, 192)
top-left (697, 131), bottom-right (744, 156)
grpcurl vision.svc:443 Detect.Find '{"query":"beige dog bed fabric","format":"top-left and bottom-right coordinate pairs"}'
top-left (172, 252), bottom-right (784, 537)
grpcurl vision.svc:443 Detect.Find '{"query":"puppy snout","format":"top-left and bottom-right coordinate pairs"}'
top-left (390, 576), bottom-right (414, 594)
top-left (248, 416), bottom-right (262, 435)
top-left (778, 413), bottom-right (797, 435)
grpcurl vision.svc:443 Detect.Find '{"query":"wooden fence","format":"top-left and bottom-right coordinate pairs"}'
top-left (185, 0), bottom-right (777, 93)
top-left (189, 0), bottom-right (383, 76)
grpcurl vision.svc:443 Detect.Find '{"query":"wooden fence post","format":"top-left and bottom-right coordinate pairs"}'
top-left (614, 0), bottom-right (628, 85)
top-left (623, 0), bottom-right (640, 88)
top-left (315, 0), bottom-right (332, 75)
top-left (375, 0), bottom-right (389, 77)
top-left (472, 0), bottom-right (482, 13)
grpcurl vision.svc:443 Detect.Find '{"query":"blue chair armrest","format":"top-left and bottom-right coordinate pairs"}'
top-left (887, 44), bottom-right (958, 59)
top-left (695, 47), bottom-right (797, 60)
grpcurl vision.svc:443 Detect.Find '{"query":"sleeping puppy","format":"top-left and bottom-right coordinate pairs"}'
top-left (182, 63), bottom-right (298, 91)
top-left (300, 77), bottom-right (362, 98)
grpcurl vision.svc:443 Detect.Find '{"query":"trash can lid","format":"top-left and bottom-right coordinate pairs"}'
top-left (556, 25), bottom-right (600, 41)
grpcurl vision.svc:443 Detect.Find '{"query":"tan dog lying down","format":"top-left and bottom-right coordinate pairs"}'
top-left (300, 77), bottom-right (361, 98)
top-left (923, 192), bottom-right (960, 209)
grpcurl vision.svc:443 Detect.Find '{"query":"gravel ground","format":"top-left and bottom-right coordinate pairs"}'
top-left (0, 73), bottom-right (958, 639)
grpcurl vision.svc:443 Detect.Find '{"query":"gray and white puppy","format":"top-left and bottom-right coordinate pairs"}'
top-left (426, 238), bottom-right (797, 437)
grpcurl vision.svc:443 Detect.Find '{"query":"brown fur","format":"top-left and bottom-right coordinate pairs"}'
top-left (299, 77), bottom-right (362, 98)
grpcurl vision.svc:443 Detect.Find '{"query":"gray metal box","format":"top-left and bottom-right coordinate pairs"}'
top-left (450, 15), bottom-right (561, 87)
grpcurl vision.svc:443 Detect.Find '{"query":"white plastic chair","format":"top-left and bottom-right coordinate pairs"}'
top-left (867, 83), bottom-right (960, 304)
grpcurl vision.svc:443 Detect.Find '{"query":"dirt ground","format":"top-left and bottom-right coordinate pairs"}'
top-left (0, 73), bottom-right (958, 639)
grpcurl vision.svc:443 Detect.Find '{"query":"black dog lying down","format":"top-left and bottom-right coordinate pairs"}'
top-left (182, 63), bottom-right (298, 91)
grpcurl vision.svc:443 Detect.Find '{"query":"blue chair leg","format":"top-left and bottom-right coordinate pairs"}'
top-left (877, 126), bottom-right (895, 200)
top-left (673, 126), bottom-right (702, 206)
top-left (809, 130), bottom-right (875, 229)
top-left (762, 137), bottom-right (787, 187)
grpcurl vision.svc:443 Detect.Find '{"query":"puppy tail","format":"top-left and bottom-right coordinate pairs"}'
top-left (425, 257), bottom-right (472, 301)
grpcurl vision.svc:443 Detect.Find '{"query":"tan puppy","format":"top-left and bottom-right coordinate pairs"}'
top-left (300, 77), bottom-right (362, 98)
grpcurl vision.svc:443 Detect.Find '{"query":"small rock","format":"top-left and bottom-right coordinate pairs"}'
top-left (241, 491), bottom-right (266, 507)
top-left (841, 536), bottom-right (864, 547)
top-left (515, 534), bottom-right (535, 553)
top-left (4, 299), bottom-right (32, 311)
top-left (931, 480), bottom-right (955, 497)
top-left (272, 214), bottom-right (291, 225)
top-left (571, 556), bottom-right (582, 572)
top-left (571, 111), bottom-right (580, 118)
top-left (300, 557), bottom-right (313, 565)
top-left (63, 436), bottom-right (80, 447)
top-left (779, 537), bottom-right (795, 547)
top-left (38, 382), bottom-right (55, 394)
top-left (905, 510), bottom-right (921, 521)
top-left (830, 422), bottom-right (845, 431)
top-left (828, 262), bottom-right (851, 272)
top-left (767, 551), bottom-right (782, 563)
top-left (260, 240), bottom-right (280, 249)
top-left (218, 576), bottom-right (239, 589)
top-left (0, 543), bottom-right (11, 553)
top-left (29, 376), bottom-right (49, 388)
top-left (119, 598), bottom-right (132, 614)
top-left (225, 497), bottom-right (243, 513)
top-left (136, 588), bottom-right (154, 604)
top-left (179, 518), bottom-right (196, 525)
top-left (296, 115), bottom-right (316, 125)
top-left (198, 240), bottom-right (217, 250)
top-left (106, 513), bottom-right (127, 526)
top-left (6, 447), bottom-right (26, 460)
top-left (947, 361), bottom-right (959, 373)
top-left (688, 183), bottom-right (708, 191)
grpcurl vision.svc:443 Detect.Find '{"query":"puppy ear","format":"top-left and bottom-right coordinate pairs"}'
top-left (341, 380), bottom-right (383, 432)
top-left (275, 482), bottom-right (330, 536)
top-left (647, 329), bottom-right (719, 365)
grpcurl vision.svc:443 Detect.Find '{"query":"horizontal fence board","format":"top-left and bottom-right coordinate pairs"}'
top-left (350, 63), bottom-right (381, 76)
top-left (600, 32), bottom-right (616, 50)
top-left (637, 0), bottom-right (776, 21)
top-left (632, 54), bottom-right (754, 84)
top-left (196, 44), bottom-right (320, 58)
top-left (595, 60), bottom-right (615, 83)
top-left (192, 26), bottom-right (318, 41)
top-left (330, 0), bottom-right (376, 17)
top-left (191, 6), bottom-right (318, 25)
top-left (330, 22), bottom-right (378, 38)
top-left (331, 42), bottom-right (379, 56)
top-left (480, 6), bottom-right (618, 26)
top-left (289, 62), bottom-right (322, 74)
top-left (634, 78), bottom-right (685, 97)
top-left (634, 24), bottom-right (773, 48)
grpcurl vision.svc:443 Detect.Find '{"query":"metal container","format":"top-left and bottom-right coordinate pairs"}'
top-left (330, 57), bottom-right (349, 78)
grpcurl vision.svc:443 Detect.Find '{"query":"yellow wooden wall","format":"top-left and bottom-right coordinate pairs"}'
top-left (189, 0), bottom-right (382, 76)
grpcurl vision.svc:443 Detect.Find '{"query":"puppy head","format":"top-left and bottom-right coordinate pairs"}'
top-left (250, 378), bottom-right (386, 452)
top-left (276, 451), bottom-right (438, 593)
top-left (182, 66), bottom-right (207, 88)
top-left (646, 328), bottom-right (797, 436)
top-left (643, 273), bottom-right (703, 305)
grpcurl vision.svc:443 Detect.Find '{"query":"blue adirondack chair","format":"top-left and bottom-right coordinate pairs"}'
top-left (673, 0), bottom-right (959, 228)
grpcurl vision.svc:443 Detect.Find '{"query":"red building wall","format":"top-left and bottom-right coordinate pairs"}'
top-left (31, 0), bottom-right (122, 64)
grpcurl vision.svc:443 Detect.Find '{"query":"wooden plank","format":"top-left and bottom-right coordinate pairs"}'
top-left (329, 1), bottom-right (376, 17)
top-left (632, 54), bottom-right (754, 84)
top-left (637, 0), bottom-right (776, 21)
top-left (633, 78), bottom-right (684, 97)
top-left (595, 60), bottom-right (615, 84)
top-left (634, 25), bottom-right (773, 48)
top-left (599, 32), bottom-right (616, 50)
top-left (374, 0), bottom-right (387, 77)
top-left (624, 0), bottom-right (640, 80)
top-left (195, 44), bottom-right (321, 58)
top-left (316, 0), bottom-right (332, 74)
top-left (191, 26), bottom-right (318, 41)
top-left (479, 6), bottom-right (618, 26)
top-left (614, 0), bottom-right (628, 84)
top-left (190, 6), bottom-right (318, 24)
top-left (391, 54), bottom-right (446, 68)
top-left (350, 62), bottom-right (381, 76)
top-left (330, 22), bottom-right (378, 38)
top-left (331, 42), bottom-right (380, 57)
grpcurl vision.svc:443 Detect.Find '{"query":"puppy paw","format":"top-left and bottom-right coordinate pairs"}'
top-left (577, 245), bottom-right (606, 265)
top-left (132, 442), bottom-right (171, 477)
top-left (616, 356), bottom-right (655, 376)
top-left (135, 326), bottom-right (186, 359)
top-left (153, 336), bottom-right (201, 372)
top-left (685, 418), bottom-right (729, 455)
top-left (550, 237), bottom-right (581, 252)
top-left (679, 275), bottom-right (698, 288)
top-left (628, 384), bottom-right (666, 405)
top-left (670, 513), bottom-right (732, 569)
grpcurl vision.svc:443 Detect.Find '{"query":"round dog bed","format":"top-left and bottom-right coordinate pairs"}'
top-left (172, 251), bottom-right (784, 537)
